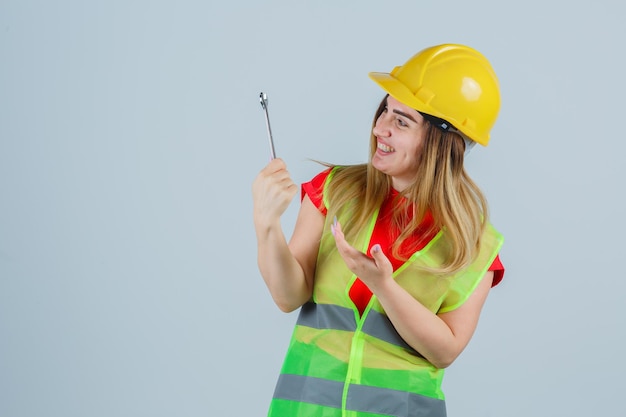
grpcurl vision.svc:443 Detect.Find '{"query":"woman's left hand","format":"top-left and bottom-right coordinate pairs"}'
top-left (331, 220), bottom-right (495, 369)
top-left (331, 219), bottom-right (393, 292)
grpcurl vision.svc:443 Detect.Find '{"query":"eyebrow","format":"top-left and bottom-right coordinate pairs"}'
top-left (392, 109), bottom-right (418, 123)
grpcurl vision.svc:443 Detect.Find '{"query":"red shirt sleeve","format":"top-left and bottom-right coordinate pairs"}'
top-left (301, 168), bottom-right (332, 216)
top-left (489, 254), bottom-right (505, 287)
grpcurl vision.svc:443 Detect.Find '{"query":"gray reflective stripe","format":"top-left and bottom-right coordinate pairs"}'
top-left (273, 374), bottom-right (446, 417)
top-left (297, 302), bottom-right (356, 332)
top-left (347, 383), bottom-right (446, 417)
top-left (273, 374), bottom-right (343, 408)
top-left (362, 309), bottom-right (417, 352)
top-left (297, 302), bottom-right (419, 354)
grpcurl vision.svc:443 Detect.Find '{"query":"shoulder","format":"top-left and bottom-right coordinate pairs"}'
top-left (301, 167), bottom-right (335, 215)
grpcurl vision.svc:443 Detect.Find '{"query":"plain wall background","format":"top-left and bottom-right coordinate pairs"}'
top-left (2, 1), bottom-right (625, 416)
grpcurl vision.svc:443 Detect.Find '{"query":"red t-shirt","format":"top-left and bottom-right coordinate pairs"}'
top-left (302, 168), bottom-right (505, 315)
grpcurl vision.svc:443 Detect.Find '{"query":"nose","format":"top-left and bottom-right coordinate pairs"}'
top-left (372, 113), bottom-right (391, 138)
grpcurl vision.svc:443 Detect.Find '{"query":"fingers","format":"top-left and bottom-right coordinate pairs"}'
top-left (370, 244), bottom-right (392, 275)
top-left (331, 220), bottom-right (370, 272)
top-left (261, 157), bottom-right (287, 174)
top-left (256, 158), bottom-right (297, 193)
top-left (255, 158), bottom-right (294, 188)
top-left (330, 220), bottom-right (354, 256)
top-left (252, 158), bottom-right (298, 226)
top-left (331, 220), bottom-right (393, 283)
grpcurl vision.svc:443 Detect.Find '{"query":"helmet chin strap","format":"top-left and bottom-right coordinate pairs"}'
top-left (418, 111), bottom-right (476, 156)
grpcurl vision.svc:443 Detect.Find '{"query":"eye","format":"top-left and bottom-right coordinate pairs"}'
top-left (396, 118), bottom-right (408, 127)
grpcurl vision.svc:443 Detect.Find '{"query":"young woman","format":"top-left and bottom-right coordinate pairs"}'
top-left (252, 43), bottom-right (504, 417)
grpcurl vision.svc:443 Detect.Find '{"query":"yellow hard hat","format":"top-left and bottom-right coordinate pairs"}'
top-left (369, 44), bottom-right (500, 146)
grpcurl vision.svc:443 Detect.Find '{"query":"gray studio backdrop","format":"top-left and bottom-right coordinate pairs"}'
top-left (1, 1), bottom-right (625, 416)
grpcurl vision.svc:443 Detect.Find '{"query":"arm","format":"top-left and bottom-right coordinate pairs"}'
top-left (331, 221), bottom-right (493, 368)
top-left (252, 159), bottom-right (325, 312)
top-left (375, 268), bottom-right (493, 368)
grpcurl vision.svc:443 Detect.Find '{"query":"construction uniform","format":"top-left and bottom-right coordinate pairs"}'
top-left (267, 168), bottom-right (504, 417)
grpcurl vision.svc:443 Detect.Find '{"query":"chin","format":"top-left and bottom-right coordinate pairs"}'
top-left (372, 160), bottom-right (393, 175)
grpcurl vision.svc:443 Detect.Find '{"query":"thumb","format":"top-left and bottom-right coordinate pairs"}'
top-left (370, 244), bottom-right (392, 271)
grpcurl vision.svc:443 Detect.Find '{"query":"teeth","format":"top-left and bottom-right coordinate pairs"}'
top-left (377, 142), bottom-right (394, 153)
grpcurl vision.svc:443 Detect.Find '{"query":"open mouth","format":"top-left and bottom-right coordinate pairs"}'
top-left (377, 142), bottom-right (395, 153)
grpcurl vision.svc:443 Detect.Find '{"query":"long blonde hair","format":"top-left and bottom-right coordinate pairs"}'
top-left (325, 96), bottom-right (489, 275)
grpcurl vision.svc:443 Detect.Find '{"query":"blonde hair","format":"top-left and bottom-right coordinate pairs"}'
top-left (324, 96), bottom-right (489, 275)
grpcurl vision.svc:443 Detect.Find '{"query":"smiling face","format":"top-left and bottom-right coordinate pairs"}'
top-left (371, 95), bottom-right (429, 191)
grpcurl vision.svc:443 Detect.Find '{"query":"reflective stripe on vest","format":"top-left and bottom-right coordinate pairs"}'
top-left (273, 373), bottom-right (446, 417)
top-left (298, 301), bottom-right (419, 354)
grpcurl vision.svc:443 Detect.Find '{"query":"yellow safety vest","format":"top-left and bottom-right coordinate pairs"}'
top-left (268, 169), bottom-right (504, 417)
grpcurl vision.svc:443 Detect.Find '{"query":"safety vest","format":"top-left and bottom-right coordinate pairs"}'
top-left (268, 170), bottom-right (504, 417)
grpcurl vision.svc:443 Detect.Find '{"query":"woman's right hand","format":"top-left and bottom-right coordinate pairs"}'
top-left (252, 158), bottom-right (299, 229)
top-left (252, 158), bottom-right (323, 312)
